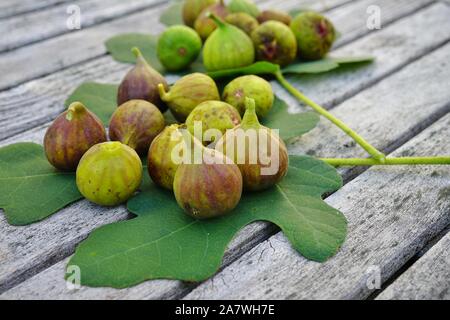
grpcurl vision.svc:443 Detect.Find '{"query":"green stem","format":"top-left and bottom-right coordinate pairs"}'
top-left (321, 156), bottom-right (450, 166)
top-left (274, 71), bottom-right (386, 162)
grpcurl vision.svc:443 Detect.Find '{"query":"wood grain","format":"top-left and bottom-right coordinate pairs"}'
top-left (2, 15), bottom-right (450, 299)
top-left (0, 0), bottom-right (72, 19)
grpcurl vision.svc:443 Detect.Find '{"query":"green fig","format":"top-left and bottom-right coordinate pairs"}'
top-left (194, 0), bottom-right (229, 40)
top-left (157, 25), bottom-right (202, 72)
top-left (222, 75), bottom-right (274, 117)
top-left (109, 100), bottom-right (165, 156)
top-left (185, 100), bottom-right (241, 144)
top-left (228, 0), bottom-right (260, 18)
top-left (44, 102), bottom-right (107, 171)
top-left (173, 132), bottom-right (242, 219)
top-left (290, 11), bottom-right (336, 60)
top-left (76, 142), bottom-right (142, 206)
top-left (117, 47), bottom-right (168, 112)
top-left (225, 12), bottom-right (259, 35)
top-left (182, 0), bottom-right (217, 27)
top-left (251, 20), bottom-right (297, 66)
top-left (203, 14), bottom-right (255, 71)
top-left (147, 124), bottom-right (184, 190)
top-left (215, 98), bottom-right (288, 191)
top-left (257, 9), bottom-right (292, 25)
top-left (158, 73), bottom-right (220, 122)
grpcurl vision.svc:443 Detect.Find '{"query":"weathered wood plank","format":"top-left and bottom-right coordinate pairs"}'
top-left (0, 0), bottom-right (357, 91)
top-left (2, 24), bottom-right (450, 299)
top-left (376, 232), bottom-right (450, 300)
top-left (0, 0), bottom-right (165, 53)
top-left (1, 2), bottom-right (448, 142)
top-left (0, 0), bottom-right (72, 19)
top-left (183, 113), bottom-right (450, 300)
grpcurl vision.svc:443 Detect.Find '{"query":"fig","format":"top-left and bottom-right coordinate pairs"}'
top-left (215, 97), bottom-right (288, 191)
top-left (173, 133), bottom-right (242, 219)
top-left (44, 102), bottom-right (107, 171)
top-left (290, 11), bottom-right (336, 60)
top-left (157, 25), bottom-right (202, 72)
top-left (109, 100), bottom-right (165, 156)
top-left (225, 12), bottom-right (259, 35)
top-left (117, 47), bottom-right (168, 112)
top-left (194, 0), bottom-right (229, 40)
top-left (185, 101), bottom-right (241, 144)
top-left (182, 0), bottom-right (217, 27)
top-left (158, 73), bottom-right (220, 122)
top-left (257, 10), bottom-right (292, 25)
top-left (76, 142), bottom-right (142, 206)
top-left (147, 124), bottom-right (185, 190)
top-left (222, 75), bottom-right (274, 117)
top-left (228, 0), bottom-right (260, 18)
top-left (203, 14), bottom-right (255, 71)
top-left (251, 21), bottom-right (297, 66)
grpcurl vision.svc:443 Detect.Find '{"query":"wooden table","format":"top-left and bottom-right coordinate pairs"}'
top-left (0, 0), bottom-right (449, 300)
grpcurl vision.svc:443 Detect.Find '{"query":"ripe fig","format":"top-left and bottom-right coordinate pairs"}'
top-left (158, 73), bottom-right (220, 122)
top-left (44, 102), bottom-right (107, 171)
top-left (117, 47), bottom-right (168, 112)
top-left (251, 20), bottom-right (297, 66)
top-left (76, 142), bottom-right (142, 206)
top-left (182, 0), bottom-right (217, 27)
top-left (290, 11), bottom-right (336, 60)
top-left (225, 12), bottom-right (259, 35)
top-left (185, 101), bottom-right (241, 144)
top-left (109, 100), bottom-right (165, 156)
top-left (257, 9), bottom-right (292, 25)
top-left (173, 133), bottom-right (242, 219)
top-left (194, 0), bottom-right (229, 40)
top-left (203, 14), bottom-right (255, 71)
top-left (216, 98), bottom-right (288, 191)
top-left (228, 0), bottom-right (260, 18)
top-left (147, 124), bottom-right (185, 190)
top-left (222, 75), bottom-right (274, 117)
top-left (157, 25), bottom-right (202, 72)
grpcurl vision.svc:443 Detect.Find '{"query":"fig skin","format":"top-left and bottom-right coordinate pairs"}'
top-left (147, 124), bottom-right (185, 190)
top-left (222, 75), bottom-right (274, 117)
top-left (185, 101), bottom-right (241, 144)
top-left (215, 98), bottom-right (289, 191)
top-left (76, 142), bottom-right (143, 206)
top-left (251, 21), bottom-right (297, 67)
top-left (194, 0), bottom-right (229, 40)
top-left (203, 14), bottom-right (255, 71)
top-left (157, 25), bottom-right (202, 72)
top-left (257, 10), bottom-right (292, 25)
top-left (173, 135), bottom-right (243, 219)
top-left (117, 47), bottom-right (168, 112)
top-left (109, 100), bottom-right (165, 156)
top-left (225, 12), bottom-right (259, 35)
top-left (43, 101), bottom-right (107, 171)
top-left (228, 0), bottom-right (260, 18)
top-left (182, 0), bottom-right (217, 27)
top-left (158, 73), bottom-right (220, 122)
top-left (290, 11), bottom-right (336, 60)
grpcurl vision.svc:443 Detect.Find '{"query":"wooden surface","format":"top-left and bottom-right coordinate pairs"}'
top-left (0, 0), bottom-right (449, 300)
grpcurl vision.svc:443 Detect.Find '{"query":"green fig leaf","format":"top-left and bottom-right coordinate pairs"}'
top-left (0, 143), bottom-right (82, 226)
top-left (105, 33), bottom-right (163, 71)
top-left (263, 97), bottom-right (319, 141)
top-left (159, 1), bottom-right (184, 26)
top-left (66, 155), bottom-right (346, 288)
top-left (282, 56), bottom-right (375, 75)
top-left (65, 82), bottom-right (118, 125)
top-left (65, 82), bottom-right (177, 126)
top-left (207, 62), bottom-right (280, 79)
top-left (330, 55), bottom-right (375, 64)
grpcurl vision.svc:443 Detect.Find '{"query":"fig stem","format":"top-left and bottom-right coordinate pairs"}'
top-left (241, 97), bottom-right (260, 128)
top-left (208, 12), bottom-right (226, 29)
top-left (66, 101), bottom-right (86, 121)
top-left (321, 156), bottom-right (450, 166)
top-left (131, 47), bottom-right (142, 59)
top-left (274, 70), bottom-right (386, 163)
top-left (157, 83), bottom-right (168, 99)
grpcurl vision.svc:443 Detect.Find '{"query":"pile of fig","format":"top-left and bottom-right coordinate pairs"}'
top-left (43, 0), bottom-right (337, 219)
